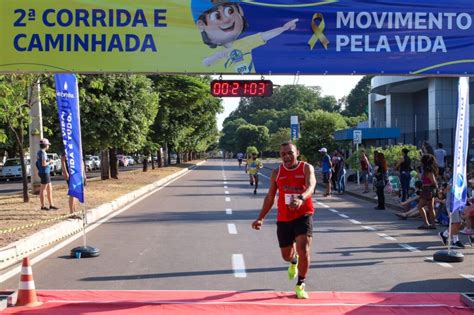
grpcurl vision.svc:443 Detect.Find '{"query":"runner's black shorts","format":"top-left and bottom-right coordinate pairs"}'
top-left (39, 172), bottom-right (51, 185)
top-left (276, 214), bottom-right (313, 248)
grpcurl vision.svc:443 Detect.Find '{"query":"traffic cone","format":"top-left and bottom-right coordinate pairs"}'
top-left (15, 257), bottom-right (42, 307)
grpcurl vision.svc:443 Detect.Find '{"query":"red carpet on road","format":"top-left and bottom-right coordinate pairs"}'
top-left (4, 290), bottom-right (471, 314)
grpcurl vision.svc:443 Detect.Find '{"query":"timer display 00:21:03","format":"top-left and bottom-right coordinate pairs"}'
top-left (210, 80), bottom-right (273, 97)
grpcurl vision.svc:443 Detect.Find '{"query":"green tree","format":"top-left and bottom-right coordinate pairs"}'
top-left (79, 74), bottom-right (159, 179)
top-left (341, 75), bottom-right (373, 116)
top-left (219, 118), bottom-right (248, 153)
top-left (297, 110), bottom-right (347, 164)
top-left (268, 128), bottom-right (291, 153)
top-left (234, 124), bottom-right (269, 154)
top-left (319, 95), bottom-right (340, 112)
top-left (0, 74), bottom-right (53, 202)
top-left (343, 114), bottom-right (368, 128)
top-left (149, 75), bottom-right (222, 164)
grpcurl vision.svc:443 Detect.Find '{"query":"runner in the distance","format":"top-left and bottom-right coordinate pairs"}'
top-left (251, 142), bottom-right (316, 299)
top-left (246, 152), bottom-right (263, 194)
top-left (237, 152), bottom-right (244, 168)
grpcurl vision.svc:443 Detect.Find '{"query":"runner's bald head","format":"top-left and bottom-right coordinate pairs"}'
top-left (281, 142), bottom-right (297, 151)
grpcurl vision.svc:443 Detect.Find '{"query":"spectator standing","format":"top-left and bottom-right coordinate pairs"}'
top-left (396, 148), bottom-right (412, 202)
top-left (359, 149), bottom-right (371, 193)
top-left (61, 153), bottom-right (84, 219)
top-left (417, 154), bottom-right (439, 229)
top-left (374, 152), bottom-right (388, 210)
top-left (319, 148), bottom-right (332, 197)
top-left (439, 184), bottom-right (465, 248)
top-left (36, 138), bottom-right (58, 211)
top-left (336, 151), bottom-right (346, 194)
top-left (421, 141), bottom-right (435, 156)
top-left (434, 143), bottom-right (447, 177)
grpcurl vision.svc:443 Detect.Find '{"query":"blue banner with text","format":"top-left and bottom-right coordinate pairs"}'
top-left (54, 74), bottom-right (85, 203)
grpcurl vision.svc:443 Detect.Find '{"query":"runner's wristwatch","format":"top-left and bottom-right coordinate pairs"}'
top-left (297, 195), bottom-right (304, 201)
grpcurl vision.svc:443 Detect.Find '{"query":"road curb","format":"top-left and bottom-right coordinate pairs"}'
top-left (0, 161), bottom-right (206, 270)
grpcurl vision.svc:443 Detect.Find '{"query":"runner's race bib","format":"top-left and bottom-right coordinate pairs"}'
top-left (285, 194), bottom-right (299, 205)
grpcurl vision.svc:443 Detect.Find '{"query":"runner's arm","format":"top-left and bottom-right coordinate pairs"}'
top-left (252, 169), bottom-right (278, 229)
top-left (302, 163), bottom-right (316, 200)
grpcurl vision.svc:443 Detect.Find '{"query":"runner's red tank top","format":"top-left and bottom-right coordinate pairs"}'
top-left (276, 161), bottom-right (315, 222)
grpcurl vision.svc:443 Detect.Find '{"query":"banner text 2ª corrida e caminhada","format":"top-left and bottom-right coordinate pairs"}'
top-left (0, 0), bottom-right (473, 75)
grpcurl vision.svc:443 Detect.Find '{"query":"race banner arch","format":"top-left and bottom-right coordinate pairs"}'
top-left (0, 0), bottom-right (473, 75)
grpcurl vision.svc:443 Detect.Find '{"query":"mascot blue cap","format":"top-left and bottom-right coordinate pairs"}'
top-left (191, 0), bottom-right (242, 23)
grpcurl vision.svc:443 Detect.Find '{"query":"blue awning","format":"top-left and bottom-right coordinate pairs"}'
top-left (334, 128), bottom-right (401, 141)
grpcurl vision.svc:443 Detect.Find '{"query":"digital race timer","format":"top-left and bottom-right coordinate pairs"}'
top-left (210, 80), bottom-right (273, 97)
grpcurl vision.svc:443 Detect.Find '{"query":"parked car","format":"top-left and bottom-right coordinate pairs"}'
top-left (126, 156), bottom-right (135, 166)
top-left (91, 156), bottom-right (101, 169)
top-left (47, 153), bottom-right (62, 175)
top-left (0, 158), bottom-right (31, 180)
top-left (84, 156), bottom-right (95, 172)
top-left (117, 155), bottom-right (129, 167)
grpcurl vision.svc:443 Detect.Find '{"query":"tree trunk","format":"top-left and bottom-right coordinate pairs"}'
top-left (109, 148), bottom-right (118, 179)
top-left (151, 154), bottom-right (155, 169)
top-left (177, 151), bottom-right (181, 164)
top-left (101, 150), bottom-right (110, 180)
top-left (16, 127), bottom-right (29, 203)
top-left (167, 148), bottom-right (172, 165)
top-left (157, 148), bottom-right (163, 168)
top-left (142, 155), bottom-right (148, 172)
top-left (163, 143), bottom-right (168, 166)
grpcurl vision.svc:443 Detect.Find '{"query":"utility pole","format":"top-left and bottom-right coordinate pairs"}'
top-left (29, 80), bottom-right (43, 195)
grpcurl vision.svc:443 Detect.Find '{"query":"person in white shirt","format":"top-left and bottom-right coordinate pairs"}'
top-left (434, 143), bottom-right (447, 177)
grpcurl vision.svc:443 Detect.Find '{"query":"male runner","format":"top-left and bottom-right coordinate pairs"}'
top-left (246, 153), bottom-right (263, 194)
top-left (237, 152), bottom-right (244, 168)
top-left (251, 142), bottom-right (316, 299)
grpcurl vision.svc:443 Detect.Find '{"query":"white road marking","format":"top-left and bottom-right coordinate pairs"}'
top-left (399, 244), bottom-right (420, 252)
top-left (226, 208), bottom-right (232, 215)
top-left (225, 191), bottom-right (229, 195)
top-left (232, 254), bottom-right (247, 278)
top-left (362, 226), bottom-right (376, 231)
top-left (460, 274), bottom-right (474, 282)
top-left (321, 204), bottom-right (330, 208)
top-left (259, 173), bottom-right (270, 179)
top-left (349, 219), bottom-right (362, 224)
top-left (225, 197), bottom-right (231, 202)
top-left (224, 185), bottom-right (228, 189)
top-left (223, 181), bottom-right (228, 184)
top-left (328, 208), bottom-right (339, 213)
top-left (338, 214), bottom-right (349, 219)
top-left (377, 233), bottom-right (397, 241)
top-left (317, 202), bottom-right (324, 206)
top-left (227, 224), bottom-right (237, 234)
top-left (425, 257), bottom-right (452, 268)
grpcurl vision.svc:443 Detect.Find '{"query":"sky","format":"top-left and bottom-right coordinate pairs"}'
top-left (215, 75), bottom-right (363, 130)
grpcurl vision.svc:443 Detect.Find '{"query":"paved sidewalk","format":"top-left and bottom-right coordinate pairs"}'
top-left (339, 181), bottom-right (404, 211)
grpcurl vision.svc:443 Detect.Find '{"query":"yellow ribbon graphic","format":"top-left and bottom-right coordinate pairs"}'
top-left (308, 13), bottom-right (329, 50)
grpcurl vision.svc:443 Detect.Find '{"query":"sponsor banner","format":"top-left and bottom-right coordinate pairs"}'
top-left (54, 74), bottom-right (85, 203)
top-left (1, 0), bottom-right (473, 75)
top-left (290, 116), bottom-right (299, 140)
top-left (450, 77), bottom-right (469, 213)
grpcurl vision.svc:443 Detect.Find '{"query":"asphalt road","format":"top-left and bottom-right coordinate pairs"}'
top-left (2, 160), bottom-right (473, 293)
top-left (0, 164), bottom-right (144, 195)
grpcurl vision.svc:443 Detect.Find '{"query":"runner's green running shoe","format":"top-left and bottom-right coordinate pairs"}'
top-left (287, 255), bottom-right (298, 280)
top-left (295, 283), bottom-right (309, 299)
